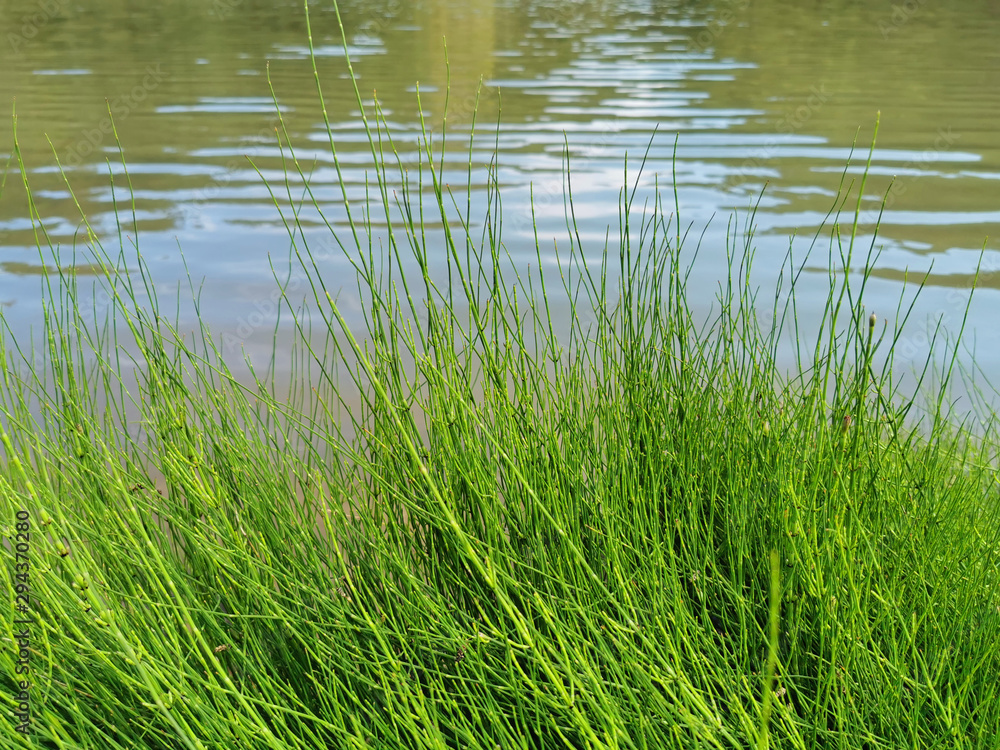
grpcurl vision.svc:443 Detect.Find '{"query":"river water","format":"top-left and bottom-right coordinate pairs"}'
top-left (2, 0), bottom-right (999, 413)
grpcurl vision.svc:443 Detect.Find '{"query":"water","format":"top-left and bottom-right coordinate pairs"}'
top-left (2, 0), bottom-right (999, 407)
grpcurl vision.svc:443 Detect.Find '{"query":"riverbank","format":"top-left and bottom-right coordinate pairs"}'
top-left (2, 4), bottom-right (1000, 747)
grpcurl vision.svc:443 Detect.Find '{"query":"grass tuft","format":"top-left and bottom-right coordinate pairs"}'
top-left (2, 2), bottom-right (1000, 747)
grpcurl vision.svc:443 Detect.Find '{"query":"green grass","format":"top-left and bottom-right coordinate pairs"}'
top-left (3, 2), bottom-right (1000, 747)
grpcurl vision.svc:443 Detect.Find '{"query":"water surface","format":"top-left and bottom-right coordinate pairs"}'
top-left (2, 0), bottom-right (998, 405)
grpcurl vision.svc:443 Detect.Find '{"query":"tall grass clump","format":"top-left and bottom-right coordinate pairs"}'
top-left (4, 3), bottom-right (1000, 747)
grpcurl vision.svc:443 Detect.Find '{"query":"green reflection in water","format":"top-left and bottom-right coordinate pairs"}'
top-left (0, 0), bottom-right (997, 336)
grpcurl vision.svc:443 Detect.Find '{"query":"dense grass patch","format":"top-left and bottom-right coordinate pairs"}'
top-left (3, 3), bottom-right (1000, 748)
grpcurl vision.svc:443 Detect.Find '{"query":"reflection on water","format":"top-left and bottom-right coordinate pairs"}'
top-left (0, 261), bottom-right (107, 276)
top-left (1, 0), bottom-right (998, 387)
